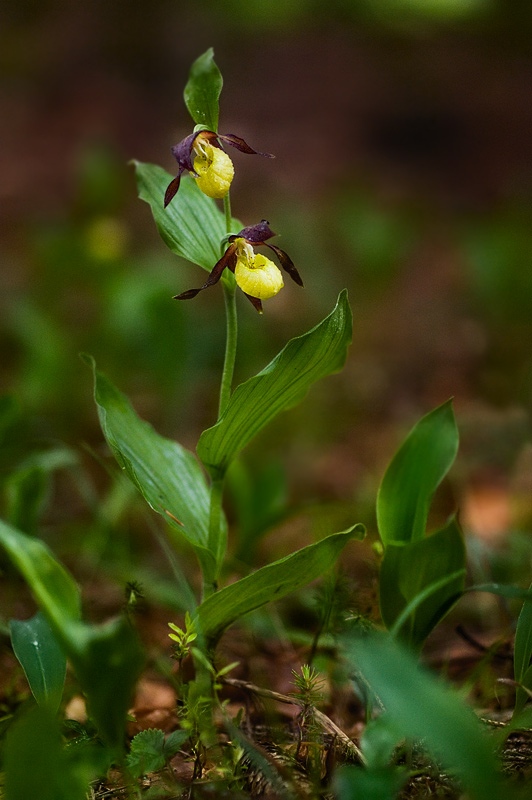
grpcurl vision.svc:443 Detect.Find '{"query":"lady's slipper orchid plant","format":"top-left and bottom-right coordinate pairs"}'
top-left (164, 130), bottom-right (273, 207)
top-left (174, 220), bottom-right (303, 313)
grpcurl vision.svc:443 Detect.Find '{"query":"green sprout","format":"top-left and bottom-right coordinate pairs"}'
top-left (168, 612), bottom-right (198, 663)
top-left (291, 664), bottom-right (325, 710)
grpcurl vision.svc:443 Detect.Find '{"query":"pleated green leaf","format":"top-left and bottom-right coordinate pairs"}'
top-left (184, 48), bottom-right (223, 132)
top-left (86, 356), bottom-right (221, 580)
top-left (197, 290), bottom-right (352, 478)
top-left (377, 400), bottom-right (458, 547)
top-left (196, 524), bottom-right (365, 647)
top-left (134, 162), bottom-right (241, 271)
top-left (10, 612), bottom-right (67, 714)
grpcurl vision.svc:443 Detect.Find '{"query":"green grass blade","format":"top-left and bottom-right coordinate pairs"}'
top-left (512, 580), bottom-right (532, 717)
top-left (463, 581), bottom-right (532, 718)
top-left (344, 631), bottom-right (507, 800)
top-left (465, 583), bottom-right (532, 601)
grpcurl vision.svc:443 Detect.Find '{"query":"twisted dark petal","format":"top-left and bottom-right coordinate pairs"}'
top-left (208, 243), bottom-right (238, 278)
top-left (266, 244), bottom-right (304, 287)
top-left (199, 130), bottom-right (223, 149)
top-left (243, 293), bottom-right (263, 314)
top-left (234, 220), bottom-right (275, 244)
top-left (171, 132), bottom-right (202, 173)
top-left (174, 287), bottom-right (202, 300)
top-left (173, 244), bottom-right (238, 300)
top-left (218, 134), bottom-right (274, 158)
top-left (164, 173), bottom-right (182, 208)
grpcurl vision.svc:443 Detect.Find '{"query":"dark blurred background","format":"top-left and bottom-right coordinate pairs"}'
top-left (2, 0), bottom-right (532, 591)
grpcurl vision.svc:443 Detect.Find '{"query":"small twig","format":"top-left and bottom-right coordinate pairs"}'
top-left (91, 786), bottom-right (130, 799)
top-left (455, 624), bottom-right (513, 661)
top-left (222, 677), bottom-right (365, 764)
top-left (498, 677), bottom-right (532, 701)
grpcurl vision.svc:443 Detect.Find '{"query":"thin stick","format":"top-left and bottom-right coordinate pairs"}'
top-left (222, 677), bottom-right (365, 764)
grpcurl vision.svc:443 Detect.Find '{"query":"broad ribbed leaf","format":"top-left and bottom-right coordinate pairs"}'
top-left (198, 290), bottom-right (352, 478)
top-left (86, 357), bottom-right (221, 579)
top-left (184, 48), bottom-right (223, 132)
top-left (377, 400), bottom-right (458, 546)
top-left (196, 524), bottom-right (364, 647)
top-left (345, 632), bottom-right (505, 800)
top-left (379, 517), bottom-right (466, 649)
top-left (135, 162), bottom-right (241, 271)
top-left (10, 612), bottom-right (66, 713)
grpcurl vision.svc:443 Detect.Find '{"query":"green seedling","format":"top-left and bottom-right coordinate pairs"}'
top-left (168, 612), bottom-right (198, 664)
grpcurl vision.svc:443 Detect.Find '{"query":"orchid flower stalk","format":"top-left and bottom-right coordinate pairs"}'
top-left (163, 55), bottom-right (305, 599)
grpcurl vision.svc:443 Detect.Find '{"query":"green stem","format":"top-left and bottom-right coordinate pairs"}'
top-left (218, 286), bottom-right (237, 419)
top-left (223, 190), bottom-right (232, 233)
top-left (218, 191), bottom-right (237, 419)
top-left (208, 479), bottom-right (223, 553)
top-left (204, 478), bottom-right (223, 600)
top-left (203, 192), bottom-right (237, 600)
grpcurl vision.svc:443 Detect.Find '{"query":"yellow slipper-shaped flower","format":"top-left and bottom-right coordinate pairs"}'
top-left (164, 130), bottom-right (273, 207)
top-left (193, 143), bottom-right (235, 199)
top-left (234, 252), bottom-right (284, 300)
top-left (174, 220), bottom-right (303, 314)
